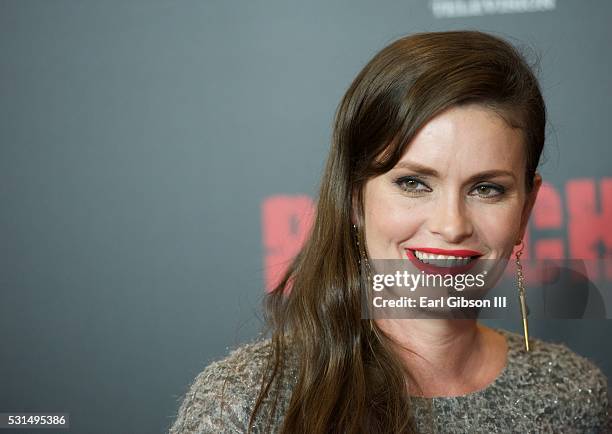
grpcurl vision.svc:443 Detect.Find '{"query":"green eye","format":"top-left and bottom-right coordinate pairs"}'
top-left (404, 179), bottom-right (419, 189)
top-left (395, 176), bottom-right (430, 193)
top-left (472, 184), bottom-right (504, 198)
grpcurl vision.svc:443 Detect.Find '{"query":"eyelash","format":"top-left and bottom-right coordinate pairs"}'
top-left (394, 176), bottom-right (506, 198)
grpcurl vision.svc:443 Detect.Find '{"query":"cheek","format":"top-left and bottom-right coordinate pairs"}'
top-left (472, 203), bottom-right (523, 255)
top-left (365, 191), bottom-right (423, 252)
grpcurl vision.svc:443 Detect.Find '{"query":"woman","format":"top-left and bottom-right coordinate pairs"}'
top-left (170, 31), bottom-right (610, 433)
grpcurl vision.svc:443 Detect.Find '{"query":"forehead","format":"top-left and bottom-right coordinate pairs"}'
top-left (398, 104), bottom-right (525, 172)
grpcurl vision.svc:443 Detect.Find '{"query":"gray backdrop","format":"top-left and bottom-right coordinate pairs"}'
top-left (1, 1), bottom-right (611, 433)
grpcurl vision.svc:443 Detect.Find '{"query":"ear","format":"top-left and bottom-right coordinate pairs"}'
top-left (516, 173), bottom-right (542, 245)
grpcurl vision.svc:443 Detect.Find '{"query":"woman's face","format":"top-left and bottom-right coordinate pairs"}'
top-left (362, 104), bottom-right (541, 264)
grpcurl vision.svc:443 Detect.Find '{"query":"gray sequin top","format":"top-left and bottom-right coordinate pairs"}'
top-left (169, 329), bottom-right (611, 433)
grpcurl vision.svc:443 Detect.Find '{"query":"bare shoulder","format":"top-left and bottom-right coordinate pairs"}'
top-left (168, 338), bottom-right (275, 434)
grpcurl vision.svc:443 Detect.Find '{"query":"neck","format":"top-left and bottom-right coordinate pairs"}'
top-left (374, 318), bottom-right (493, 396)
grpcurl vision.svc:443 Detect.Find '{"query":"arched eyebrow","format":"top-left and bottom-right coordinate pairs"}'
top-left (393, 161), bottom-right (517, 183)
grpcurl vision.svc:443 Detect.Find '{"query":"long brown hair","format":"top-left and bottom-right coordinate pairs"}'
top-left (249, 30), bottom-right (546, 433)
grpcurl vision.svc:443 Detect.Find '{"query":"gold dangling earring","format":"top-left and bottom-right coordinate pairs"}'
top-left (515, 240), bottom-right (530, 352)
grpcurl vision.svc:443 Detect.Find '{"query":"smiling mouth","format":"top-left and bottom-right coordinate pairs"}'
top-left (411, 250), bottom-right (477, 266)
top-left (405, 248), bottom-right (482, 273)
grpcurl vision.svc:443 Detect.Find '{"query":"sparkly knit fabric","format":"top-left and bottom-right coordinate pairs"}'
top-left (169, 329), bottom-right (611, 433)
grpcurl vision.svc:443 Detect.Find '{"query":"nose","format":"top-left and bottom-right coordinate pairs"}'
top-left (427, 191), bottom-right (473, 244)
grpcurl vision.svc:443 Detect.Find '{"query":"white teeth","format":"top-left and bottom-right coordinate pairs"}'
top-left (412, 250), bottom-right (472, 267)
